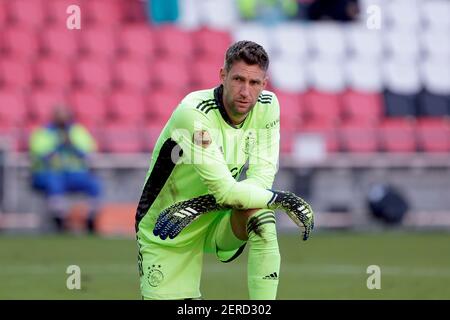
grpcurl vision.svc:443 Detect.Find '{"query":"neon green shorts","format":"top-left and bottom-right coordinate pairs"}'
top-left (137, 209), bottom-right (246, 300)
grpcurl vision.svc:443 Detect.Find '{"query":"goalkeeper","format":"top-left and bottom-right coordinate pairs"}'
top-left (135, 40), bottom-right (314, 300)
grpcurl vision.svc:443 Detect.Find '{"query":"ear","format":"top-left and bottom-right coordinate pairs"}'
top-left (219, 67), bottom-right (226, 83)
top-left (262, 75), bottom-right (268, 89)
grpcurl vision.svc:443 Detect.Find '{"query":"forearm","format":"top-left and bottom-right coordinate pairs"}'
top-left (243, 176), bottom-right (275, 189)
top-left (211, 179), bottom-right (274, 210)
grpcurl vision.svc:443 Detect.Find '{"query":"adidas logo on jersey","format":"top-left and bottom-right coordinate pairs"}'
top-left (263, 272), bottom-right (278, 280)
top-left (173, 207), bottom-right (198, 218)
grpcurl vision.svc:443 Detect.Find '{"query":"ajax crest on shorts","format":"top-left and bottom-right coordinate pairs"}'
top-left (147, 264), bottom-right (164, 287)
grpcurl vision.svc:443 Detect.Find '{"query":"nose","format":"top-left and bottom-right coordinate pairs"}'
top-left (239, 82), bottom-right (250, 97)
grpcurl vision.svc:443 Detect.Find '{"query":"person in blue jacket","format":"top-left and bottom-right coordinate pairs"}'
top-left (29, 106), bottom-right (102, 233)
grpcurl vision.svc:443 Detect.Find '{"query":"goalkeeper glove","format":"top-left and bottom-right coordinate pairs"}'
top-left (153, 194), bottom-right (225, 240)
top-left (267, 190), bottom-right (314, 241)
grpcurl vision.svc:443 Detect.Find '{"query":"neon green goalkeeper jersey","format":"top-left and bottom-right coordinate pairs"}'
top-left (136, 85), bottom-right (280, 245)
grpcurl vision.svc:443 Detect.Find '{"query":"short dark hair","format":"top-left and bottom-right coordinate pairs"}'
top-left (224, 40), bottom-right (269, 73)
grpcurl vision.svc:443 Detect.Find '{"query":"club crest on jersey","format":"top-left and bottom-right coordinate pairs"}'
top-left (147, 264), bottom-right (164, 287)
top-left (193, 130), bottom-right (212, 148)
top-left (243, 132), bottom-right (256, 154)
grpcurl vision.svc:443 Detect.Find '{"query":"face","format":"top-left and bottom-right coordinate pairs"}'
top-left (53, 106), bottom-right (72, 128)
top-left (220, 60), bottom-right (267, 124)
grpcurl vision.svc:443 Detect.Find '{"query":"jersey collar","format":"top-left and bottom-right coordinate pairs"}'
top-left (214, 85), bottom-right (246, 129)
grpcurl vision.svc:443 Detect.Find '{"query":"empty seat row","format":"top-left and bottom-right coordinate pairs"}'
top-left (278, 89), bottom-right (450, 128)
top-left (234, 22), bottom-right (450, 63)
top-left (281, 118), bottom-right (450, 154)
top-left (0, 0), bottom-right (145, 28)
top-left (269, 56), bottom-right (450, 96)
top-left (0, 24), bottom-right (231, 61)
top-left (0, 55), bottom-right (223, 94)
top-left (0, 88), bottom-right (186, 130)
top-left (3, 21), bottom-right (446, 68)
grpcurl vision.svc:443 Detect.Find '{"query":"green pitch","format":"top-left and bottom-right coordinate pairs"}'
top-left (1, 231), bottom-right (449, 299)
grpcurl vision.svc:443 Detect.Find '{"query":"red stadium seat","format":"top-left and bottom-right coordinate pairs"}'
top-left (0, 58), bottom-right (32, 89)
top-left (1, 27), bottom-right (39, 60)
top-left (276, 91), bottom-right (304, 131)
top-left (192, 27), bottom-right (232, 60)
top-left (74, 58), bottom-right (112, 92)
top-left (84, 0), bottom-right (124, 26)
top-left (123, 0), bottom-right (148, 23)
top-left (47, 0), bottom-right (84, 26)
top-left (298, 119), bottom-right (340, 153)
top-left (113, 58), bottom-right (151, 92)
top-left (34, 58), bottom-right (73, 90)
top-left (339, 120), bottom-right (379, 153)
top-left (303, 90), bottom-right (342, 126)
top-left (17, 123), bottom-right (40, 152)
top-left (154, 25), bottom-right (194, 60)
top-left (70, 89), bottom-right (107, 127)
top-left (109, 89), bottom-right (146, 124)
top-left (280, 128), bottom-right (297, 155)
top-left (79, 27), bottom-right (117, 59)
top-left (101, 122), bottom-right (144, 153)
top-left (0, 89), bottom-right (27, 128)
top-left (379, 119), bottom-right (417, 153)
top-left (142, 122), bottom-right (164, 152)
top-left (29, 89), bottom-right (67, 124)
top-left (0, 1), bottom-right (7, 28)
top-left (152, 58), bottom-right (191, 93)
top-left (190, 59), bottom-right (222, 90)
top-left (118, 24), bottom-right (155, 59)
top-left (146, 89), bottom-right (184, 124)
top-left (40, 26), bottom-right (80, 61)
top-left (7, 0), bottom-right (46, 28)
top-left (341, 90), bottom-right (383, 124)
top-left (417, 118), bottom-right (450, 152)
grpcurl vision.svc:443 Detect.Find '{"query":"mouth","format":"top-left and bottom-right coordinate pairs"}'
top-left (235, 100), bottom-right (250, 107)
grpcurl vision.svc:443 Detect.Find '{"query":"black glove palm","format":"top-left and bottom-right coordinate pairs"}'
top-left (153, 194), bottom-right (225, 240)
top-left (268, 190), bottom-right (314, 241)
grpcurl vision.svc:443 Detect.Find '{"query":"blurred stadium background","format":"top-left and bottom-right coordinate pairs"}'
top-left (0, 0), bottom-right (449, 299)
